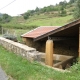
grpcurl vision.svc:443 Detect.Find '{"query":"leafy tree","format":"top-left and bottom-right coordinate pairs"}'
top-left (73, 0), bottom-right (80, 19)
top-left (29, 10), bottom-right (35, 16)
top-left (59, 6), bottom-right (67, 16)
top-left (23, 12), bottom-right (30, 19)
top-left (35, 7), bottom-right (40, 12)
top-left (69, 0), bottom-right (75, 4)
top-left (3, 14), bottom-right (9, 19)
top-left (0, 14), bottom-right (12, 23)
top-left (41, 7), bottom-right (47, 13)
top-left (59, 0), bottom-right (67, 8)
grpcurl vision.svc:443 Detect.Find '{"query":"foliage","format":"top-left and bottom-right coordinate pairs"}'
top-left (73, 0), bottom-right (80, 19)
top-left (59, 0), bottom-right (67, 8)
top-left (35, 7), bottom-right (40, 12)
top-left (23, 12), bottom-right (30, 19)
top-left (59, 7), bottom-right (67, 16)
top-left (69, 0), bottom-right (77, 4)
top-left (0, 0), bottom-right (75, 30)
top-left (3, 34), bottom-right (17, 42)
top-left (22, 0), bottom-right (76, 19)
top-left (0, 13), bottom-right (12, 23)
top-left (25, 15), bottom-right (72, 26)
top-left (14, 29), bottom-right (29, 42)
top-left (0, 15), bottom-right (72, 30)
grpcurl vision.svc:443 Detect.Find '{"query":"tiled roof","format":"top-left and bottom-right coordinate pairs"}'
top-left (21, 26), bottom-right (60, 38)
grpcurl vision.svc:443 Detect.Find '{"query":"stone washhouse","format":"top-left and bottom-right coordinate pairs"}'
top-left (21, 19), bottom-right (80, 69)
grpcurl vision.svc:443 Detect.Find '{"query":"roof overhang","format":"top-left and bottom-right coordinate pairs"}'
top-left (34, 19), bottom-right (80, 41)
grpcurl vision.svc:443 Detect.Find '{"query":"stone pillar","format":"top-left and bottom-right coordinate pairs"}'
top-left (45, 40), bottom-right (53, 66)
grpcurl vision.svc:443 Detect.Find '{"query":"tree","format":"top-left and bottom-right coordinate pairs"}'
top-left (0, 14), bottom-right (12, 23)
top-left (59, 0), bottom-right (67, 8)
top-left (3, 14), bottom-right (9, 19)
top-left (35, 7), bottom-right (40, 12)
top-left (69, 0), bottom-right (76, 4)
top-left (59, 6), bottom-right (67, 16)
top-left (73, 0), bottom-right (80, 19)
top-left (23, 12), bottom-right (30, 19)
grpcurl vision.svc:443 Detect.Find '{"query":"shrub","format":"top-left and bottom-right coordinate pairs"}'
top-left (3, 34), bottom-right (17, 42)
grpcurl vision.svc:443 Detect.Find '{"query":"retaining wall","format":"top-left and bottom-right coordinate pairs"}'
top-left (0, 37), bottom-right (41, 62)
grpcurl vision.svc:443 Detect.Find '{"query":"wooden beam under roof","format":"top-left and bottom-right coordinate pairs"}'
top-left (34, 19), bottom-right (80, 41)
top-left (51, 37), bottom-right (78, 41)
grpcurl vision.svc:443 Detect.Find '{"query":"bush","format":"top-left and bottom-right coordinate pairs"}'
top-left (3, 34), bottom-right (17, 42)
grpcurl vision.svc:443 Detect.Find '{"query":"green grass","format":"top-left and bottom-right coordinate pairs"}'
top-left (15, 29), bottom-right (29, 42)
top-left (1, 15), bottom-right (73, 30)
top-left (24, 15), bottom-right (73, 26)
top-left (0, 45), bottom-right (80, 80)
top-left (0, 28), bottom-right (30, 42)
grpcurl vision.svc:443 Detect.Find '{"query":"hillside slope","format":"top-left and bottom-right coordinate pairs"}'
top-left (3, 14), bottom-right (73, 29)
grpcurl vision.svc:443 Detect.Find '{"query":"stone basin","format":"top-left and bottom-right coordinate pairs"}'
top-left (38, 53), bottom-right (74, 69)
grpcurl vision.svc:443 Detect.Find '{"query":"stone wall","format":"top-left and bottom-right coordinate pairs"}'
top-left (0, 37), bottom-right (42, 62)
top-left (22, 37), bottom-right (78, 57)
top-left (54, 40), bottom-right (78, 57)
top-left (22, 37), bottom-right (45, 52)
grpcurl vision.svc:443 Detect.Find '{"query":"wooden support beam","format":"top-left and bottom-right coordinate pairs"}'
top-left (51, 37), bottom-right (77, 41)
top-left (45, 40), bottom-right (53, 66)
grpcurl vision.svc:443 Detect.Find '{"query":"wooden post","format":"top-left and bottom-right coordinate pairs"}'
top-left (45, 40), bottom-right (53, 66)
top-left (79, 27), bottom-right (80, 58)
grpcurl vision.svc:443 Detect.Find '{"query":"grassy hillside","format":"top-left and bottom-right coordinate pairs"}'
top-left (1, 15), bottom-right (73, 29)
top-left (0, 0), bottom-right (76, 29)
top-left (0, 14), bottom-right (73, 42)
top-left (24, 15), bottom-right (73, 26)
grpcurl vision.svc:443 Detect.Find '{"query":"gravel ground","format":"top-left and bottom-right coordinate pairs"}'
top-left (0, 67), bottom-right (8, 80)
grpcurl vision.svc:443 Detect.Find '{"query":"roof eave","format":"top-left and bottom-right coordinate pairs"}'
top-left (34, 19), bottom-right (80, 41)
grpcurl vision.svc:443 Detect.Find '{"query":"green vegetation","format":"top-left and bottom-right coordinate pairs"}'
top-left (73, 0), bottom-right (80, 19)
top-left (0, 0), bottom-right (80, 79)
top-left (0, 13), bottom-right (12, 23)
top-left (0, 0), bottom-right (77, 30)
top-left (25, 15), bottom-right (72, 26)
top-left (1, 15), bottom-right (73, 29)
top-left (15, 29), bottom-right (29, 42)
top-left (0, 45), bottom-right (80, 80)
top-left (0, 0), bottom-right (78, 43)
top-left (22, 0), bottom-right (77, 20)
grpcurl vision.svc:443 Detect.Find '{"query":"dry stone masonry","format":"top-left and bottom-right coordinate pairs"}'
top-left (0, 37), bottom-right (42, 62)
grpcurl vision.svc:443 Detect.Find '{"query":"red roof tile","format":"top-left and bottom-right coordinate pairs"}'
top-left (21, 26), bottom-right (60, 38)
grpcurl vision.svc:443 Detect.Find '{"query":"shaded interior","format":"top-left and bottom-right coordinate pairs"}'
top-left (39, 53), bottom-right (74, 69)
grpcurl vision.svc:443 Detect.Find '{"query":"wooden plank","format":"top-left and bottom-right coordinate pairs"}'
top-left (51, 37), bottom-right (77, 41)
